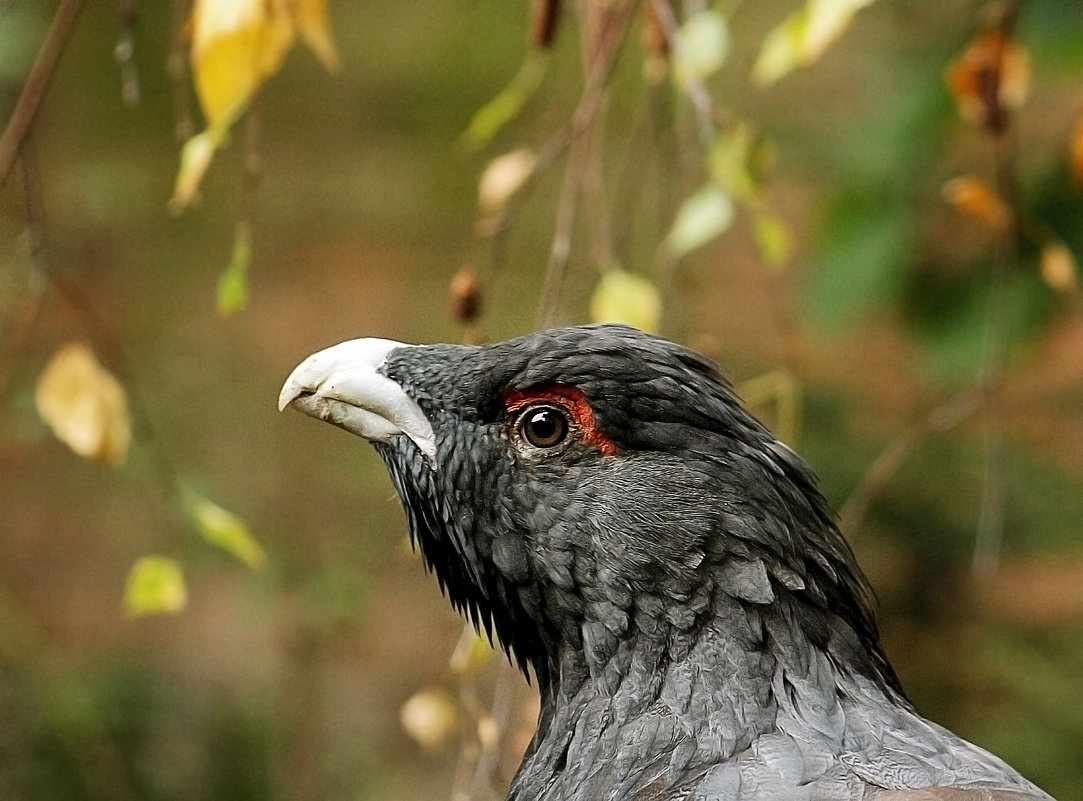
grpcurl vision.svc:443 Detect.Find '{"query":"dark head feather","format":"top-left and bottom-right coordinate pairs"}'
top-left (373, 324), bottom-right (902, 697)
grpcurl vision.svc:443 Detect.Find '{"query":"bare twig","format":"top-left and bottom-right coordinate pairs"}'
top-left (843, 2), bottom-right (1024, 571)
top-left (0, 150), bottom-right (49, 404)
top-left (0, 0), bottom-right (84, 187)
top-left (450, 623), bottom-right (517, 801)
top-left (466, 667), bottom-right (517, 801)
top-left (535, 1), bottom-right (636, 328)
top-left (971, 2), bottom-right (1021, 577)
top-left (114, 0), bottom-right (141, 107)
top-left (476, 124), bottom-right (575, 322)
top-left (840, 390), bottom-right (982, 538)
top-left (973, 133), bottom-right (1021, 577)
top-left (4, 138), bottom-right (179, 502)
top-left (169, 0), bottom-right (195, 141)
top-left (647, 0), bottom-right (731, 141)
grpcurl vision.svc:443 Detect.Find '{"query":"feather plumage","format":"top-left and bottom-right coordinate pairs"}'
top-left (281, 324), bottom-right (1054, 801)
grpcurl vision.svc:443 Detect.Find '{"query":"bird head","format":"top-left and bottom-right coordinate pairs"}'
top-left (280, 325), bottom-right (899, 696)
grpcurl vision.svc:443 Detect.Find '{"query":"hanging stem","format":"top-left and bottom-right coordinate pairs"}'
top-left (535, 1), bottom-right (636, 328)
top-left (0, 0), bottom-right (85, 186)
top-left (972, 123), bottom-right (1021, 577)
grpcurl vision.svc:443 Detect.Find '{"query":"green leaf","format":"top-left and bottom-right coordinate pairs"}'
top-left (124, 556), bottom-right (187, 616)
top-left (185, 490), bottom-right (266, 569)
top-left (460, 52), bottom-right (548, 152)
top-left (169, 127), bottom-right (226, 214)
top-left (589, 269), bottom-right (662, 333)
top-left (707, 124), bottom-right (770, 199)
top-left (753, 212), bottom-right (792, 268)
top-left (217, 222), bottom-right (251, 316)
top-left (674, 10), bottom-right (730, 87)
top-left (665, 185), bottom-right (735, 258)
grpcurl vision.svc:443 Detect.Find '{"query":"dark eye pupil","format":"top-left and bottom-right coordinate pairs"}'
top-left (521, 406), bottom-right (569, 448)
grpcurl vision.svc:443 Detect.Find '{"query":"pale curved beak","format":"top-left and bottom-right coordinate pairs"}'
top-left (279, 338), bottom-right (437, 466)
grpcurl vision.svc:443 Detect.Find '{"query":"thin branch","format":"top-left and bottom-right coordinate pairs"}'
top-left (0, 152), bottom-right (49, 404)
top-left (5, 138), bottom-right (180, 503)
top-left (168, 0), bottom-right (195, 141)
top-left (972, 2), bottom-right (1021, 577)
top-left (840, 390), bottom-right (981, 538)
top-left (114, 0), bottom-right (141, 107)
top-left (535, 1), bottom-right (636, 328)
top-left (972, 133), bottom-right (1020, 577)
top-left (0, 0), bottom-right (84, 187)
top-left (466, 666), bottom-right (517, 801)
top-left (647, 0), bottom-right (731, 141)
top-left (480, 122), bottom-right (573, 293)
top-left (843, 2), bottom-right (1024, 572)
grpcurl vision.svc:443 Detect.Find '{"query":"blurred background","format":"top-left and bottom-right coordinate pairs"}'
top-left (1, 1), bottom-right (1082, 799)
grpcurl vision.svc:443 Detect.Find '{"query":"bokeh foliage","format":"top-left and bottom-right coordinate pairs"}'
top-left (1, 2), bottom-right (1081, 800)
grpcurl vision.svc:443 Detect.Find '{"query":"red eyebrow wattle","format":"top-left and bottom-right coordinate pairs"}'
top-left (503, 383), bottom-right (619, 457)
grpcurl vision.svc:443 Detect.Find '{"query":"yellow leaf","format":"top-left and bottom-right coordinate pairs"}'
top-left (589, 269), bottom-right (662, 334)
top-left (294, 0), bottom-right (341, 71)
top-left (124, 556), bottom-right (187, 616)
top-left (185, 490), bottom-right (266, 570)
top-left (449, 625), bottom-right (493, 675)
top-left (1040, 242), bottom-right (1077, 293)
top-left (478, 148), bottom-right (536, 215)
top-left (477, 713), bottom-right (500, 748)
top-left (173, 0), bottom-right (339, 213)
top-left (169, 128), bottom-right (224, 213)
top-left (400, 689), bottom-right (458, 752)
top-left (753, 0), bottom-right (875, 86)
top-left (190, 0), bottom-right (295, 128)
top-left (942, 175), bottom-right (1011, 231)
top-left (36, 343), bottom-right (131, 467)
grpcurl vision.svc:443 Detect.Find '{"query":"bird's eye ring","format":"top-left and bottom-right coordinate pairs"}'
top-left (516, 404), bottom-right (571, 449)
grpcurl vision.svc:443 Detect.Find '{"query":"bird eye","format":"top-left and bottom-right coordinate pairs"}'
top-left (516, 404), bottom-right (570, 449)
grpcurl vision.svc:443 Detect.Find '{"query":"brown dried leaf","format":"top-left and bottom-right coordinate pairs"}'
top-left (1069, 104), bottom-right (1083, 186)
top-left (944, 30), bottom-right (1029, 132)
top-left (36, 343), bottom-right (131, 467)
top-left (449, 267), bottom-right (483, 324)
top-left (942, 175), bottom-right (1011, 231)
top-left (529, 0), bottom-right (562, 49)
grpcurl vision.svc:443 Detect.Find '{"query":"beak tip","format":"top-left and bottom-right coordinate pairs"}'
top-left (278, 374), bottom-right (308, 412)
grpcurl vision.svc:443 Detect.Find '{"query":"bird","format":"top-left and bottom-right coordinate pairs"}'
top-left (279, 324), bottom-right (1055, 801)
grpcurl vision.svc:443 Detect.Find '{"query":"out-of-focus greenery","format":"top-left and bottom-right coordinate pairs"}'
top-left (1, 2), bottom-right (1081, 801)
